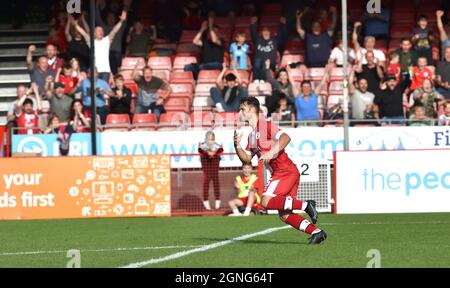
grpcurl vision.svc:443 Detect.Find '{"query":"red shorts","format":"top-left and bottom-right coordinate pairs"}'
top-left (263, 172), bottom-right (300, 198)
top-left (238, 197), bottom-right (249, 206)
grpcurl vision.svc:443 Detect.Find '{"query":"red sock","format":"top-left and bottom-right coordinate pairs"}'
top-left (266, 196), bottom-right (304, 210)
top-left (284, 214), bottom-right (318, 235)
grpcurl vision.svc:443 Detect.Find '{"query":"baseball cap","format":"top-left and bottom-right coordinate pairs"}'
top-left (385, 74), bottom-right (397, 81)
top-left (54, 82), bottom-right (66, 89)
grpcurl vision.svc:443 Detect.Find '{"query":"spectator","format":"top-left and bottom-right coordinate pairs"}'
top-left (408, 104), bottom-right (433, 126)
top-left (45, 44), bottom-right (65, 73)
top-left (182, 0), bottom-right (204, 30)
top-left (56, 64), bottom-right (79, 96)
top-left (250, 16), bottom-right (288, 80)
top-left (44, 82), bottom-right (73, 123)
top-left (437, 10), bottom-right (450, 60)
top-left (361, 4), bottom-right (390, 41)
top-left (69, 99), bottom-right (91, 133)
top-left (81, 69), bottom-right (112, 125)
top-left (412, 15), bottom-right (434, 65)
top-left (349, 68), bottom-right (376, 120)
top-left (132, 61), bottom-right (171, 119)
top-left (393, 38), bottom-right (418, 91)
top-left (43, 114), bottom-right (63, 134)
top-left (436, 47), bottom-right (450, 99)
top-left (229, 31), bottom-right (250, 70)
top-left (297, 7), bottom-right (337, 68)
top-left (409, 56), bottom-right (434, 92)
top-left (328, 35), bottom-right (356, 68)
top-left (125, 19), bottom-right (153, 57)
top-left (47, 26), bottom-right (67, 57)
top-left (438, 101), bottom-right (450, 126)
top-left (108, 74), bottom-right (132, 115)
top-left (271, 94), bottom-right (295, 127)
top-left (69, 58), bottom-right (84, 79)
top-left (66, 14), bottom-right (90, 72)
top-left (198, 131), bottom-right (223, 211)
top-left (95, 1), bottom-right (128, 74)
top-left (264, 63), bottom-right (300, 115)
top-left (408, 78), bottom-right (443, 118)
top-left (72, 10), bottom-right (127, 82)
top-left (228, 163), bottom-right (260, 217)
top-left (7, 85), bottom-right (37, 131)
top-left (355, 51), bottom-right (384, 94)
top-left (352, 22), bottom-right (387, 67)
top-left (26, 47), bottom-right (56, 96)
top-left (374, 75), bottom-right (408, 125)
top-left (188, 18), bottom-right (224, 78)
top-left (386, 53), bottom-right (401, 83)
top-left (15, 84), bottom-right (42, 135)
top-left (295, 74), bottom-right (327, 123)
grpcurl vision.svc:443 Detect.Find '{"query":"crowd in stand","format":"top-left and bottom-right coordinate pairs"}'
top-left (6, 0), bottom-right (450, 136)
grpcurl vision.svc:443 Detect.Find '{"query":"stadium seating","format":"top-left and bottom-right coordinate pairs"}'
top-left (189, 111), bottom-right (215, 128)
top-left (169, 83), bottom-right (194, 100)
top-left (170, 71), bottom-right (195, 89)
top-left (173, 56), bottom-right (197, 71)
top-left (164, 98), bottom-right (191, 113)
top-left (121, 57), bottom-right (146, 71)
top-left (306, 68), bottom-right (327, 81)
top-left (214, 112), bottom-right (239, 128)
top-left (197, 70), bottom-right (221, 84)
top-left (281, 54), bottom-right (304, 67)
top-left (248, 82), bottom-right (272, 97)
top-left (158, 112), bottom-right (188, 130)
top-left (132, 113), bottom-right (157, 131)
top-left (104, 114), bottom-right (131, 132)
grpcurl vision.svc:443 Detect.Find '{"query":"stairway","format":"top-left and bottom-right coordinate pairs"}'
top-left (0, 23), bottom-right (48, 124)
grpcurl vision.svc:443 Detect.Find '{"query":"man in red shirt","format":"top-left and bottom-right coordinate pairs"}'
top-left (15, 84), bottom-right (42, 135)
top-left (57, 64), bottom-right (79, 95)
top-left (233, 97), bottom-right (327, 244)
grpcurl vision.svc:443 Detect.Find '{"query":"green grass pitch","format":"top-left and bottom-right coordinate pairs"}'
top-left (1, 213), bottom-right (449, 268)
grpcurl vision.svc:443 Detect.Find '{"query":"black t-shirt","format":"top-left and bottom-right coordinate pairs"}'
top-left (356, 65), bottom-right (381, 94)
top-left (374, 86), bottom-right (405, 117)
top-left (436, 61), bottom-right (450, 84)
top-left (201, 36), bottom-right (224, 64)
top-left (67, 39), bottom-right (91, 71)
top-left (109, 87), bottom-right (132, 114)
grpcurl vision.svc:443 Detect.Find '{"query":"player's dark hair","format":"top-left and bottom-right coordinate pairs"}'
top-left (240, 97), bottom-right (260, 113)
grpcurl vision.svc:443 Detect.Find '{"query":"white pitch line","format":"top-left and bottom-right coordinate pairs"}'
top-left (119, 226), bottom-right (291, 268)
top-left (0, 245), bottom-right (201, 257)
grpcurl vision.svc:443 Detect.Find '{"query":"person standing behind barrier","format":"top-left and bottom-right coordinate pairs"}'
top-left (198, 131), bottom-right (223, 210)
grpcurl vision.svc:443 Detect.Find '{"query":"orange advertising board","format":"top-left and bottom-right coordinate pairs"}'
top-left (0, 155), bottom-right (171, 220)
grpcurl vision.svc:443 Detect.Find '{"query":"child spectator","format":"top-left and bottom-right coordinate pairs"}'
top-left (412, 15), bottom-right (434, 65)
top-left (387, 53), bottom-right (401, 83)
top-left (409, 104), bottom-right (433, 126)
top-left (108, 74), bottom-right (132, 115)
top-left (328, 36), bottom-right (356, 68)
top-left (410, 56), bottom-right (434, 92)
top-left (271, 94), bottom-right (295, 127)
top-left (57, 64), bottom-right (79, 96)
top-left (438, 102), bottom-right (450, 126)
top-left (229, 31), bottom-right (250, 70)
top-left (409, 78), bottom-right (443, 118)
top-left (198, 131), bottom-right (224, 211)
top-left (228, 163), bottom-right (260, 217)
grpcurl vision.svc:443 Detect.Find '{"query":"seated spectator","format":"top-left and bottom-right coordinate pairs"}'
top-left (66, 14), bottom-right (91, 72)
top-left (69, 99), bottom-right (91, 133)
top-left (81, 69), bottom-right (112, 124)
top-left (297, 7), bottom-right (337, 68)
top-left (187, 18), bottom-right (224, 79)
top-left (265, 63), bottom-right (299, 115)
top-left (355, 51), bottom-right (384, 94)
top-left (43, 114), bottom-right (63, 134)
top-left (72, 10), bottom-right (127, 82)
top-left (44, 82), bottom-right (73, 123)
top-left (271, 94), bottom-right (295, 127)
top-left (45, 44), bottom-right (65, 73)
top-left (436, 47), bottom-right (450, 99)
top-left (295, 74), bottom-right (327, 123)
top-left (408, 104), bottom-right (433, 126)
top-left (56, 64), bottom-right (79, 96)
top-left (393, 38), bottom-right (418, 90)
top-left (26, 49), bottom-right (56, 96)
top-left (361, 4), bottom-right (390, 41)
top-left (328, 35), bottom-right (356, 68)
top-left (438, 101), bottom-right (450, 126)
top-left (132, 61), bottom-right (171, 119)
top-left (352, 22), bottom-right (386, 67)
top-left (387, 53), bottom-right (401, 83)
top-left (412, 15), bottom-right (434, 65)
top-left (349, 68), bottom-right (376, 120)
top-left (229, 31), bottom-right (250, 70)
top-left (374, 75), bottom-right (408, 125)
top-left (15, 84), bottom-right (42, 135)
top-left (108, 74), bottom-right (132, 115)
top-left (250, 16), bottom-right (287, 80)
top-left (228, 163), bottom-right (260, 217)
top-left (125, 19), bottom-right (154, 58)
top-left (409, 79), bottom-right (443, 118)
top-left (211, 61), bottom-right (247, 112)
top-left (410, 56), bottom-right (434, 92)
top-left (6, 85), bottom-right (37, 131)
top-left (437, 10), bottom-right (450, 60)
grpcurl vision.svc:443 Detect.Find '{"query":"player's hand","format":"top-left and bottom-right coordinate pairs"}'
top-left (233, 130), bottom-right (242, 147)
top-left (259, 151), bottom-right (274, 165)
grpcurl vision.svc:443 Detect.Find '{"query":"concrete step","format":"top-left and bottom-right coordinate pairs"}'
top-left (0, 40), bottom-right (46, 49)
top-left (0, 102), bottom-right (9, 112)
top-left (0, 23), bottom-right (49, 30)
top-left (0, 35), bottom-right (48, 42)
top-left (0, 47), bottom-right (45, 58)
top-left (0, 73), bottom-right (30, 84)
top-left (0, 87), bottom-right (17, 98)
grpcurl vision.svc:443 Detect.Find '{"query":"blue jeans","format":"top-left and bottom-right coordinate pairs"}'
top-left (184, 62), bottom-right (223, 80)
top-left (135, 102), bottom-right (166, 121)
top-left (210, 87), bottom-right (248, 112)
top-left (437, 87), bottom-right (450, 100)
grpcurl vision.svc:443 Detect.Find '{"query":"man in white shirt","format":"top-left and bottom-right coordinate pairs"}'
top-left (72, 10), bottom-right (127, 82)
top-left (352, 22), bottom-right (386, 68)
top-left (349, 67), bottom-right (376, 120)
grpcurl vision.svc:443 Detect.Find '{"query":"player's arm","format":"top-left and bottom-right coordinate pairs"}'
top-left (234, 130), bottom-right (254, 164)
top-left (260, 132), bottom-right (291, 164)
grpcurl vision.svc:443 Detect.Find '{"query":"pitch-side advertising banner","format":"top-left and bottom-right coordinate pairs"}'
top-left (335, 150), bottom-right (450, 214)
top-left (0, 155), bottom-right (171, 220)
